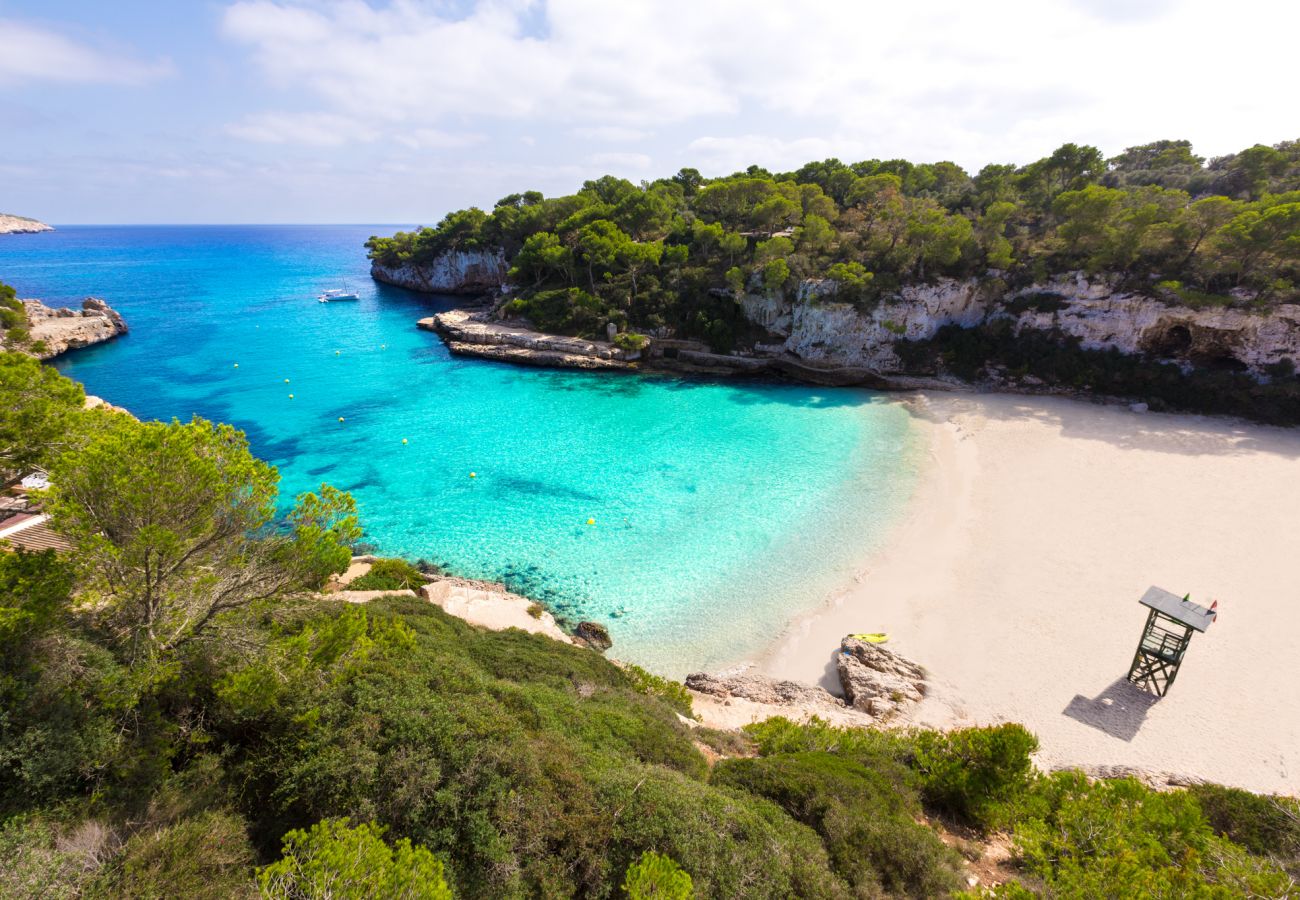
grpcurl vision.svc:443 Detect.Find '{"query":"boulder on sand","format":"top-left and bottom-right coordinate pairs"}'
top-left (836, 635), bottom-right (927, 717)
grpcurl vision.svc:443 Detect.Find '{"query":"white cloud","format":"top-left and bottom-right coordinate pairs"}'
top-left (219, 0), bottom-right (1299, 168)
top-left (686, 136), bottom-right (867, 176)
top-left (226, 111), bottom-right (377, 146)
top-left (0, 18), bottom-right (172, 86)
top-left (586, 151), bottom-right (653, 171)
top-left (574, 126), bottom-right (652, 142)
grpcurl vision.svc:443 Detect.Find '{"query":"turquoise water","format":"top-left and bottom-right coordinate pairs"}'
top-left (0, 226), bottom-right (922, 675)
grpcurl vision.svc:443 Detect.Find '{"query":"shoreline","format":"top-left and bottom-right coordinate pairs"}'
top-left (757, 392), bottom-right (1300, 795)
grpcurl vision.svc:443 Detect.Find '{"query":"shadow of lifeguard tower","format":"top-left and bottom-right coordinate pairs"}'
top-left (1064, 586), bottom-right (1216, 741)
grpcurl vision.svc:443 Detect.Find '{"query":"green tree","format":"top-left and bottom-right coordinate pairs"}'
top-left (622, 850), bottom-right (693, 899)
top-left (576, 220), bottom-right (634, 292)
top-left (0, 351), bottom-right (88, 475)
top-left (508, 231), bottom-right (572, 287)
top-left (259, 818), bottom-right (451, 900)
top-left (45, 416), bottom-right (359, 670)
top-left (764, 258), bottom-right (792, 293)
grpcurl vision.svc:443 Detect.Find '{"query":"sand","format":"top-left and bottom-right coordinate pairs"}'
top-left (760, 393), bottom-right (1300, 796)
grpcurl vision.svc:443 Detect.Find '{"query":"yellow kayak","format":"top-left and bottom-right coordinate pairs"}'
top-left (850, 632), bottom-right (889, 644)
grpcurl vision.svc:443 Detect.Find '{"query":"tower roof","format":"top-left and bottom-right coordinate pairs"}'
top-left (1139, 586), bottom-right (1216, 632)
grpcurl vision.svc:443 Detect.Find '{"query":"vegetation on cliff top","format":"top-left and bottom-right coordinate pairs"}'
top-left (367, 139), bottom-right (1300, 354)
top-left (3, 352), bottom-right (1300, 896)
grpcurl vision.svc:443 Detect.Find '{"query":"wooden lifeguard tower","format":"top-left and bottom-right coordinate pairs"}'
top-left (1127, 586), bottom-right (1216, 697)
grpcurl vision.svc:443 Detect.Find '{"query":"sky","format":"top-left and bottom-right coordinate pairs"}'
top-left (1, 0), bottom-right (1296, 224)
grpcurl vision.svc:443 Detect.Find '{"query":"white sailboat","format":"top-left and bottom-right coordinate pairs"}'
top-left (318, 280), bottom-right (360, 302)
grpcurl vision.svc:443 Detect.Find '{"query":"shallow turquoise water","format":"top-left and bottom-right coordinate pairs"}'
top-left (0, 226), bottom-right (922, 674)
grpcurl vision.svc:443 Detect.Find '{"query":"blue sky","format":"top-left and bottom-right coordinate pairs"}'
top-left (2, 0), bottom-right (1296, 224)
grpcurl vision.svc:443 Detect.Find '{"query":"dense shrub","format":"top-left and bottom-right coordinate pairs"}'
top-left (622, 662), bottom-right (694, 718)
top-left (714, 752), bottom-right (962, 897)
top-left (347, 557), bottom-right (425, 591)
top-left (899, 323), bottom-right (1300, 425)
top-left (107, 811), bottom-right (257, 899)
top-left (911, 723), bottom-right (1039, 830)
top-left (1011, 772), bottom-right (1295, 897)
top-left (1189, 782), bottom-right (1300, 857)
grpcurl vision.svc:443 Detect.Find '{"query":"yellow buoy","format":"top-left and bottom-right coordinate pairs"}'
top-left (284, 378), bottom-right (290, 383)
top-left (335, 351), bottom-right (340, 356)
top-left (469, 472), bottom-right (477, 478)
top-left (233, 363), bottom-right (239, 368)
top-left (401, 438), bottom-right (408, 444)
top-left (586, 518), bottom-right (596, 525)
top-left (381, 344), bottom-right (387, 349)
top-left (288, 394), bottom-right (294, 399)
top-left (338, 417), bottom-right (345, 423)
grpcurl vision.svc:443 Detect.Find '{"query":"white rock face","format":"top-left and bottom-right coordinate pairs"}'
top-left (371, 249), bottom-right (508, 294)
top-left (0, 214), bottom-right (52, 234)
top-left (9, 298), bottom-right (128, 359)
top-left (745, 273), bottom-right (1300, 375)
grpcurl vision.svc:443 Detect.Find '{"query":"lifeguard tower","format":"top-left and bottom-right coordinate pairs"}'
top-left (1126, 586), bottom-right (1216, 697)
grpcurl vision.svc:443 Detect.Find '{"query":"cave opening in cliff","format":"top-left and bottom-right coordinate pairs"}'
top-left (1145, 323), bottom-right (1193, 358)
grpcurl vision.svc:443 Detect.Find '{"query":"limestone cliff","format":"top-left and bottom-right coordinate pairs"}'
top-left (8, 298), bottom-right (129, 359)
top-left (744, 273), bottom-right (1300, 377)
top-left (0, 214), bottom-right (53, 235)
top-left (371, 249), bottom-right (509, 295)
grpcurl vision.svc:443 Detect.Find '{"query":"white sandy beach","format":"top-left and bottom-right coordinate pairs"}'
top-left (760, 393), bottom-right (1300, 797)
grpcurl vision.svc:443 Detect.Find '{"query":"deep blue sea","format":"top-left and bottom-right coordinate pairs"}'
top-left (0, 225), bottom-right (922, 674)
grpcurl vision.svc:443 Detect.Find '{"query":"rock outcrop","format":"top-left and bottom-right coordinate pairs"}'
top-left (9, 298), bottom-right (128, 359)
top-left (836, 636), bottom-right (928, 718)
top-left (371, 250), bottom-right (508, 295)
top-left (572, 621), bottom-right (613, 652)
top-left (685, 672), bottom-right (844, 711)
top-left (0, 214), bottom-right (53, 235)
top-left (422, 309), bottom-right (636, 370)
top-left (684, 635), bottom-right (930, 730)
top-left (747, 273), bottom-right (1300, 377)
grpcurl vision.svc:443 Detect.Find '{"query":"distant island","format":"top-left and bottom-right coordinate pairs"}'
top-left (369, 138), bottom-right (1300, 423)
top-left (0, 213), bottom-right (53, 234)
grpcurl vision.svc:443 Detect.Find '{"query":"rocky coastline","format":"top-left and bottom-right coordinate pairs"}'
top-left (6, 297), bottom-right (129, 359)
top-left (0, 214), bottom-right (53, 235)
top-left (381, 251), bottom-right (1300, 401)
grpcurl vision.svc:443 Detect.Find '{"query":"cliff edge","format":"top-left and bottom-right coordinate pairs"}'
top-left (5, 297), bottom-right (129, 359)
top-left (371, 249), bottom-right (508, 295)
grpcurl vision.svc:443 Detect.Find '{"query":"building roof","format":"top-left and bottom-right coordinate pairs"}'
top-left (1139, 585), bottom-right (1216, 632)
top-left (0, 512), bottom-right (73, 553)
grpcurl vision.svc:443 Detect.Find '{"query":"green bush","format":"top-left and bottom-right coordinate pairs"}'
top-left (348, 558), bottom-right (425, 591)
top-left (258, 817), bottom-right (450, 900)
top-left (0, 814), bottom-right (98, 900)
top-left (911, 724), bottom-right (1038, 829)
top-left (622, 663), bottom-right (693, 718)
top-left (743, 715), bottom-right (912, 762)
top-left (1012, 772), bottom-right (1294, 897)
top-left (714, 752), bottom-right (961, 898)
top-left (613, 332), bottom-right (650, 352)
top-left (622, 850), bottom-right (693, 899)
top-left (1189, 782), bottom-right (1300, 857)
top-left (107, 811), bottom-right (256, 899)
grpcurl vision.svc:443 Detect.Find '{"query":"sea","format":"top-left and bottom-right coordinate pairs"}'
top-left (0, 225), bottom-right (923, 675)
